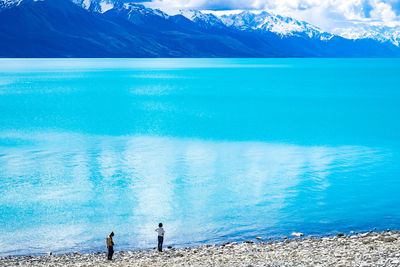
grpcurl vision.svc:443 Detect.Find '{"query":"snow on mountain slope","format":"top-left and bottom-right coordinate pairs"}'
top-left (119, 2), bottom-right (169, 19)
top-left (0, 0), bottom-right (22, 10)
top-left (178, 9), bottom-right (334, 40)
top-left (179, 9), bottom-right (225, 28)
top-left (72, 0), bottom-right (169, 22)
top-left (1, 0), bottom-right (399, 46)
top-left (333, 25), bottom-right (400, 46)
top-left (72, 0), bottom-right (114, 13)
top-left (215, 11), bottom-right (334, 40)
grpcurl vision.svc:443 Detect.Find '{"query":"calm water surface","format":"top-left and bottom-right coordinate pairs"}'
top-left (0, 59), bottom-right (399, 256)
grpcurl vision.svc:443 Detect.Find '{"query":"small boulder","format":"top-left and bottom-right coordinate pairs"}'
top-left (337, 233), bottom-right (345, 237)
top-left (291, 232), bottom-right (304, 237)
top-left (256, 237), bottom-right (262, 240)
top-left (46, 252), bottom-right (52, 256)
top-left (359, 232), bottom-right (369, 238)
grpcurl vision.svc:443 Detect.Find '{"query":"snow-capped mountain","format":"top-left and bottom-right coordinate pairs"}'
top-left (217, 11), bottom-right (334, 41)
top-left (73, 0), bottom-right (168, 18)
top-left (118, 3), bottom-right (168, 19)
top-left (179, 9), bottom-right (225, 29)
top-left (39, 0), bottom-right (335, 41)
top-left (72, 0), bottom-right (114, 13)
top-left (1, 0), bottom-right (400, 57)
top-left (333, 25), bottom-right (400, 46)
top-left (179, 9), bottom-right (334, 41)
top-left (177, 8), bottom-right (400, 46)
top-left (1, 0), bottom-right (397, 46)
top-left (0, 0), bottom-right (165, 17)
top-left (72, 0), bottom-right (171, 27)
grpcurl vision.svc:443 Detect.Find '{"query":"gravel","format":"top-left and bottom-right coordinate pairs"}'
top-left (1, 231), bottom-right (399, 266)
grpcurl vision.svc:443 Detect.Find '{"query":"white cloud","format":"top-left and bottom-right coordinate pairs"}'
top-left (370, 1), bottom-right (397, 21)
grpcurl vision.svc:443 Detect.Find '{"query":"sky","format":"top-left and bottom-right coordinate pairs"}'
top-left (142, 0), bottom-right (400, 32)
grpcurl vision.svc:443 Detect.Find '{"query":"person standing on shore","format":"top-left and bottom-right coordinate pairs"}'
top-left (155, 223), bottom-right (165, 252)
top-left (106, 231), bottom-right (115, 260)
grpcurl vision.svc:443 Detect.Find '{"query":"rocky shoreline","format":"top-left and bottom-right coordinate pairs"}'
top-left (1, 231), bottom-right (399, 266)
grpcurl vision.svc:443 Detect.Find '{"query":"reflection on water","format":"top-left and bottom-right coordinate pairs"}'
top-left (1, 58), bottom-right (400, 256)
top-left (0, 131), bottom-right (395, 256)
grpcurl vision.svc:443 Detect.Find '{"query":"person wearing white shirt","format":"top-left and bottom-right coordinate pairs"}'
top-left (155, 223), bottom-right (165, 252)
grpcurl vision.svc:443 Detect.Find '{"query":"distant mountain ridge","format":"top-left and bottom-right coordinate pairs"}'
top-left (0, 0), bottom-right (399, 57)
top-left (220, 11), bottom-right (333, 40)
top-left (333, 25), bottom-right (400, 46)
top-left (179, 10), bottom-right (335, 41)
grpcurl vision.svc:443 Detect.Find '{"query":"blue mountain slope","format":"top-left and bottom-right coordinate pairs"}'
top-left (0, 0), bottom-right (172, 57)
top-left (0, 0), bottom-right (399, 57)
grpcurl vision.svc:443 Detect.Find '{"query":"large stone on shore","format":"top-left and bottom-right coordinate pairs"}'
top-left (359, 232), bottom-right (370, 238)
top-left (291, 232), bottom-right (304, 237)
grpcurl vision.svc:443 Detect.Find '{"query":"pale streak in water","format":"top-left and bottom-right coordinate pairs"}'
top-left (0, 131), bottom-right (383, 255)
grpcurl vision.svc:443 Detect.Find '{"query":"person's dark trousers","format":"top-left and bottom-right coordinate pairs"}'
top-left (107, 246), bottom-right (114, 260)
top-left (158, 236), bottom-right (164, 252)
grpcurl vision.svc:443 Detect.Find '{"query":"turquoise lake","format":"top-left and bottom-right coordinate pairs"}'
top-left (0, 58), bottom-right (399, 256)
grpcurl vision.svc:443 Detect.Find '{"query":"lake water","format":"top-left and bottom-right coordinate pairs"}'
top-left (0, 58), bottom-right (399, 256)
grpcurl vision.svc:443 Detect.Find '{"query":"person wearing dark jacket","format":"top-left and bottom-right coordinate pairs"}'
top-left (106, 231), bottom-right (115, 260)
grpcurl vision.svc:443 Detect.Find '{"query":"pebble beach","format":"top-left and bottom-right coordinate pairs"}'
top-left (1, 231), bottom-right (399, 266)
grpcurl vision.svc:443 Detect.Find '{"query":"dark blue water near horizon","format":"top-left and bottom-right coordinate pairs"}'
top-left (0, 58), bottom-right (399, 256)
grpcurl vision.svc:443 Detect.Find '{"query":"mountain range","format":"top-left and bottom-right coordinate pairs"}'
top-left (1, 0), bottom-right (400, 57)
